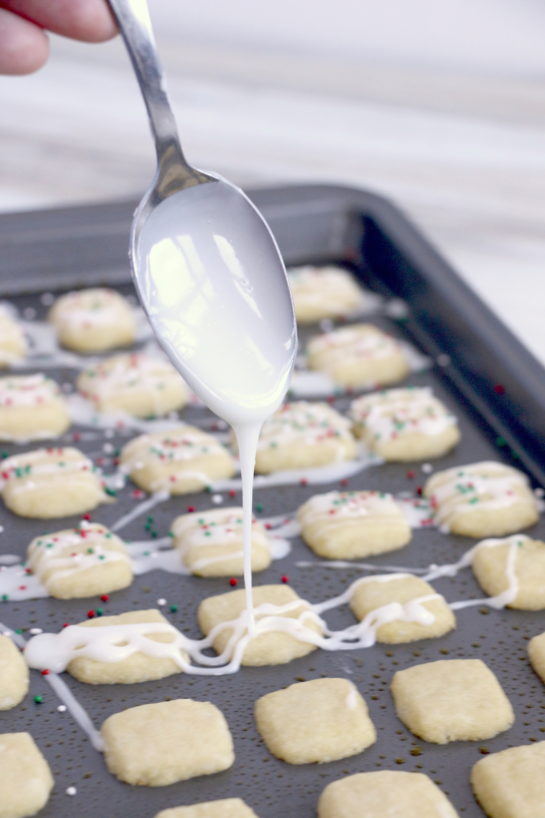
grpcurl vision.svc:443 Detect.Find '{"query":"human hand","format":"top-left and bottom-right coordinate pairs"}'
top-left (0, 0), bottom-right (118, 74)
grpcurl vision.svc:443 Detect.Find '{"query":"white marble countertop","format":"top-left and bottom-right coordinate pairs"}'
top-left (0, 0), bottom-right (544, 363)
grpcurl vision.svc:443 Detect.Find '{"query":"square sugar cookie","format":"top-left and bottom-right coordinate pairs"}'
top-left (197, 584), bottom-right (322, 666)
top-left (77, 351), bottom-right (189, 418)
top-left (60, 609), bottom-right (188, 684)
top-left (154, 800), bottom-right (259, 818)
top-left (527, 631), bottom-right (545, 684)
top-left (349, 574), bottom-right (455, 644)
top-left (349, 387), bottom-right (459, 462)
top-left (121, 425), bottom-right (236, 494)
top-left (471, 740), bottom-right (545, 818)
top-left (0, 732), bottom-right (54, 818)
top-left (424, 461), bottom-right (539, 537)
top-left (0, 635), bottom-right (28, 710)
top-left (255, 677), bottom-right (376, 764)
top-left (391, 659), bottom-right (514, 744)
top-left (0, 373), bottom-right (70, 442)
top-left (0, 304), bottom-right (26, 367)
top-left (0, 446), bottom-right (110, 519)
top-left (472, 535), bottom-right (545, 610)
top-left (171, 507), bottom-right (272, 576)
top-left (255, 401), bottom-right (356, 474)
top-left (27, 521), bottom-right (133, 599)
top-left (297, 490), bottom-right (411, 560)
top-left (306, 323), bottom-right (410, 389)
top-left (318, 770), bottom-right (459, 818)
top-left (101, 699), bottom-right (234, 786)
top-left (49, 287), bottom-right (136, 353)
top-left (288, 265), bottom-right (367, 323)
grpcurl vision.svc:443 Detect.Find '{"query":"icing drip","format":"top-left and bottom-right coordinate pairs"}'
top-left (213, 454), bottom-right (380, 492)
top-left (23, 577), bottom-right (442, 681)
top-left (110, 490), bottom-right (170, 532)
top-left (0, 622), bottom-right (103, 751)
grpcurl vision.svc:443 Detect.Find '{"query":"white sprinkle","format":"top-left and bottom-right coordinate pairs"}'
top-left (61, 382), bottom-right (73, 393)
top-left (421, 463), bottom-right (433, 474)
top-left (0, 525), bottom-right (4, 533)
top-left (104, 428), bottom-right (115, 439)
top-left (65, 786), bottom-right (77, 796)
top-left (212, 494), bottom-right (224, 504)
top-left (29, 628), bottom-right (43, 635)
top-left (40, 292), bottom-right (54, 306)
top-left (23, 307), bottom-right (36, 319)
top-left (385, 298), bottom-right (409, 319)
top-left (103, 442), bottom-right (114, 454)
top-left (437, 354), bottom-right (451, 367)
top-left (57, 705), bottom-right (67, 712)
top-left (157, 598), bottom-right (166, 606)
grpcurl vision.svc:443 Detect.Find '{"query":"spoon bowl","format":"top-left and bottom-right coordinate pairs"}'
top-left (107, 0), bottom-right (297, 426)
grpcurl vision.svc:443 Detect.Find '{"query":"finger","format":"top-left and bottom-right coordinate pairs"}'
top-left (0, 0), bottom-right (118, 43)
top-left (0, 7), bottom-right (49, 74)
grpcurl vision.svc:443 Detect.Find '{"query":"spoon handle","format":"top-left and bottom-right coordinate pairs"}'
top-left (107, 0), bottom-right (184, 167)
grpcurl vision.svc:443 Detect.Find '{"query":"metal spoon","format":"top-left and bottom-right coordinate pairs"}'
top-left (106, 0), bottom-right (297, 425)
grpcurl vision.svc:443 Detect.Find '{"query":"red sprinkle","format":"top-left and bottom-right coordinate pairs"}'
top-left (406, 470), bottom-right (415, 479)
top-left (40, 669), bottom-right (50, 676)
top-left (229, 578), bottom-right (238, 587)
top-left (132, 489), bottom-right (144, 499)
top-left (62, 623), bottom-right (70, 629)
top-left (299, 478), bottom-right (308, 486)
top-left (186, 506), bottom-right (196, 513)
top-left (228, 489), bottom-right (237, 497)
top-left (87, 610), bottom-right (95, 619)
top-left (82, 513), bottom-right (91, 521)
top-left (339, 479), bottom-right (348, 487)
top-left (281, 575), bottom-right (289, 584)
top-left (100, 594), bottom-right (110, 602)
top-left (264, 523), bottom-right (272, 530)
top-left (494, 384), bottom-right (506, 395)
top-left (416, 486), bottom-right (423, 496)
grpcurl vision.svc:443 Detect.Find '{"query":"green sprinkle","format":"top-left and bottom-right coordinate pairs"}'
top-left (105, 487), bottom-right (117, 497)
top-left (495, 436), bottom-right (507, 447)
top-left (15, 628), bottom-right (23, 635)
top-left (1, 594), bottom-right (9, 602)
top-left (33, 695), bottom-right (43, 704)
top-left (255, 503), bottom-right (264, 513)
top-left (96, 608), bottom-right (103, 616)
top-left (169, 604), bottom-right (178, 613)
top-left (167, 530), bottom-right (175, 538)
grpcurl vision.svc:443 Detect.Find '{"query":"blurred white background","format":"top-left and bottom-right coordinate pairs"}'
top-left (1, 0), bottom-right (544, 357)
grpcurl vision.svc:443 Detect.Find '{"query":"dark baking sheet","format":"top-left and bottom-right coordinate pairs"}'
top-left (0, 184), bottom-right (544, 818)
